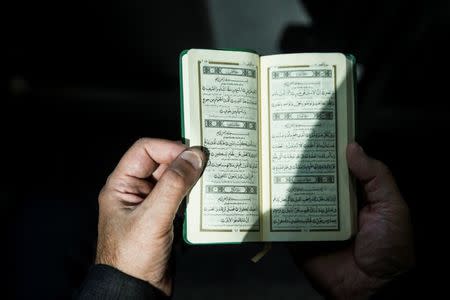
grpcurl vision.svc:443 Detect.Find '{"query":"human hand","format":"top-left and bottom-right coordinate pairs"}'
top-left (291, 143), bottom-right (415, 299)
top-left (95, 138), bottom-right (207, 295)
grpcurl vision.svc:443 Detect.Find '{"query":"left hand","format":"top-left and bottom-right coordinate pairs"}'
top-left (95, 138), bottom-right (207, 295)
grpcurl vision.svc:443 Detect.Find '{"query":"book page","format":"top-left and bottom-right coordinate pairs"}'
top-left (182, 49), bottom-right (261, 243)
top-left (260, 53), bottom-right (355, 241)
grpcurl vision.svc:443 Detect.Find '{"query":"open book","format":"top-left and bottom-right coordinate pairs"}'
top-left (180, 49), bottom-right (356, 244)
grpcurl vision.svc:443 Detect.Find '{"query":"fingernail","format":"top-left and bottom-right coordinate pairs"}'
top-left (196, 146), bottom-right (209, 159)
top-left (180, 149), bottom-right (203, 169)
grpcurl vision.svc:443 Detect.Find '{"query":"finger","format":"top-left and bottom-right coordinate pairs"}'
top-left (107, 175), bottom-right (153, 196)
top-left (142, 146), bottom-right (208, 229)
top-left (113, 138), bottom-right (187, 179)
top-left (99, 176), bottom-right (154, 209)
top-left (346, 143), bottom-right (401, 203)
top-left (152, 164), bottom-right (169, 181)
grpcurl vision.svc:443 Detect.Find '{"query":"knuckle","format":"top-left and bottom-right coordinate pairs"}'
top-left (135, 137), bottom-right (149, 144)
top-left (104, 173), bottom-right (115, 188)
top-left (108, 176), bottom-right (128, 193)
top-left (375, 160), bottom-right (392, 176)
top-left (134, 137), bottom-right (152, 148)
top-left (98, 185), bottom-right (109, 206)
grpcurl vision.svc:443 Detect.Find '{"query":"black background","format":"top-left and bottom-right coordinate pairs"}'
top-left (6, 0), bottom-right (450, 298)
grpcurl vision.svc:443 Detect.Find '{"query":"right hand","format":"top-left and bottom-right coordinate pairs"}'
top-left (291, 143), bottom-right (415, 299)
top-left (95, 138), bottom-right (208, 295)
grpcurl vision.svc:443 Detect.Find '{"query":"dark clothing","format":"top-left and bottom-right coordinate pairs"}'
top-left (76, 264), bottom-right (167, 299)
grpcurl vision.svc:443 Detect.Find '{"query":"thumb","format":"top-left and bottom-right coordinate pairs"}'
top-left (142, 146), bottom-right (208, 228)
top-left (347, 143), bottom-right (401, 204)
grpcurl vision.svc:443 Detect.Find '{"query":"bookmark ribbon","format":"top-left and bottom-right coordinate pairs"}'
top-left (251, 243), bottom-right (272, 263)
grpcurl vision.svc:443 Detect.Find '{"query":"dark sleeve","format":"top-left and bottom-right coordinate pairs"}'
top-left (75, 264), bottom-right (168, 300)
